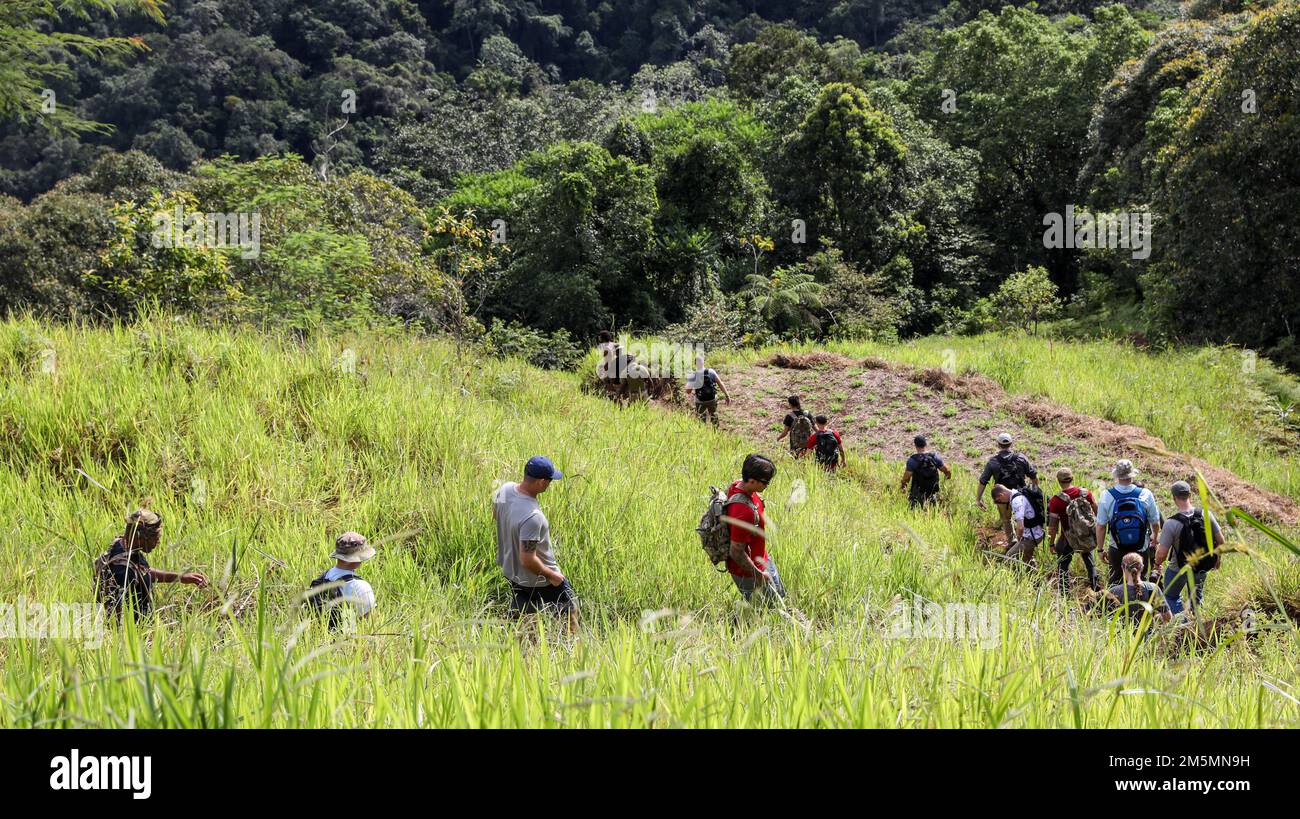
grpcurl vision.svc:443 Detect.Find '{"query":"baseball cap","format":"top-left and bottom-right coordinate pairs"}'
top-left (996, 433), bottom-right (1013, 446)
top-left (1056, 467), bottom-right (1074, 483)
top-left (524, 455), bottom-right (563, 481)
top-left (332, 531), bottom-right (376, 562)
top-left (1171, 480), bottom-right (1192, 497)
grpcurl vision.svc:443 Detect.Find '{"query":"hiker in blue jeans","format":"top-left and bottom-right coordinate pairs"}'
top-left (1153, 481), bottom-right (1224, 615)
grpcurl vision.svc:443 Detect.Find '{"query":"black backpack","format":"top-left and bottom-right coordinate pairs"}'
top-left (912, 453), bottom-right (941, 492)
top-left (814, 429), bottom-right (840, 465)
top-left (305, 571), bottom-right (359, 629)
top-left (694, 369), bottom-right (717, 402)
top-left (994, 451), bottom-right (1027, 489)
top-left (1012, 486), bottom-right (1046, 530)
top-left (1173, 510), bottom-right (1220, 571)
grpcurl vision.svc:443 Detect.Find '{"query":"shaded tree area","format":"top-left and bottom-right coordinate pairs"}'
top-left (1, 0), bottom-right (1298, 368)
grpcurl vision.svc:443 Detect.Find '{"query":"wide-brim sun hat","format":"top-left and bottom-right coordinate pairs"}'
top-left (331, 531), bottom-right (376, 562)
top-left (1111, 459), bottom-right (1139, 479)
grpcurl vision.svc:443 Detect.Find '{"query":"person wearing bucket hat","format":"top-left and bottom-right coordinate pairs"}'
top-left (93, 508), bottom-right (209, 620)
top-left (1094, 459), bottom-right (1161, 587)
top-left (493, 456), bottom-right (578, 632)
top-left (305, 532), bottom-right (376, 629)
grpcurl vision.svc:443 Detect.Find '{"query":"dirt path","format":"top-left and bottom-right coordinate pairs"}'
top-left (707, 352), bottom-right (1299, 526)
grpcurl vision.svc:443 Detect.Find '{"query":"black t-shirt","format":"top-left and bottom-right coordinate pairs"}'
top-left (101, 538), bottom-right (154, 617)
top-left (979, 451), bottom-right (1037, 488)
top-left (907, 452), bottom-right (945, 494)
top-left (783, 410), bottom-right (811, 428)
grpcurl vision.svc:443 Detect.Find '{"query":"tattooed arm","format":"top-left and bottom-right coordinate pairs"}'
top-left (519, 539), bottom-right (564, 586)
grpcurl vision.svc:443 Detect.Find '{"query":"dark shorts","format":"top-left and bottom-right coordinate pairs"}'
top-left (909, 487), bottom-right (939, 508)
top-left (509, 580), bottom-right (578, 616)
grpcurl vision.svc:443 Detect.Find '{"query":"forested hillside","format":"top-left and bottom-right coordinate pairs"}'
top-left (2, 0), bottom-right (1297, 367)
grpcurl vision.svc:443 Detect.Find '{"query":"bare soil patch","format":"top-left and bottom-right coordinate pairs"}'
top-left (709, 354), bottom-right (1299, 525)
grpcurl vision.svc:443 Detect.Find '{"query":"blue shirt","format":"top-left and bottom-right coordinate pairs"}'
top-left (1096, 484), bottom-right (1159, 527)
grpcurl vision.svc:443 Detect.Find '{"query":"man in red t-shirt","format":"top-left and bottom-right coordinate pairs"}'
top-left (1047, 467), bottom-right (1099, 593)
top-left (806, 415), bottom-right (845, 472)
top-left (726, 454), bottom-right (786, 604)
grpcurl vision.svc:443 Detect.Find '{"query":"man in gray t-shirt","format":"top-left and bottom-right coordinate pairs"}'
top-left (493, 456), bottom-right (578, 630)
top-left (1153, 480), bottom-right (1225, 615)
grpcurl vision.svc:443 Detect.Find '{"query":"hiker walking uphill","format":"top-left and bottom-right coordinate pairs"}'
top-left (991, 483), bottom-right (1046, 566)
top-left (722, 455), bottom-right (787, 605)
top-left (596, 331), bottom-right (630, 402)
top-left (304, 532), bottom-right (377, 631)
top-left (1105, 552), bottom-right (1170, 624)
top-left (685, 356), bottom-right (730, 426)
top-left (493, 456), bottom-right (578, 633)
top-left (1095, 459), bottom-right (1161, 587)
top-left (976, 433), bottom-right (1039, 548)
top-left (1153, 481), bottom-right (1225, 616)
top-left (807, 415), bottom-right (846, 472)
top-left (94, 508), bottom-right (209, 621)
top-left (777, 395), bottom-right (816, 459)
top-left (695, 455), bottom-right (789, 607)
top-left (900, 435), bottom-right (951, 508)
top-left (1047, 468), bottom-right (1099, 594)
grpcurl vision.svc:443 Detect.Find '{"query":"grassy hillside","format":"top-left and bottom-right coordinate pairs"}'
top-left (0, 317), bottom-right (1296, 727)
top-left (713, 335), bottom-right (1300, 501)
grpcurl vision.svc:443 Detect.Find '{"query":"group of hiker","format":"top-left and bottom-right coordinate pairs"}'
top-left (94, 508), bottom-right (378, 630)
top-left (966, 434), bottom-right (1224, 620)
top-left (777, 396), bottom-right (847, 471)
top-left (92, 359), bottom-right (1226, 635)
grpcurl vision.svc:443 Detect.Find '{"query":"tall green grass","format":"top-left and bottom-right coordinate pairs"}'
top-left (717, 334), bottom-right (1300, 501)
top-left (0, 317), bottom-right (1296, 727)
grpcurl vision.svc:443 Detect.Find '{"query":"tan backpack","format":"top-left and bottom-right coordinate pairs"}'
top-left (1058, 491), bottom-right (1097, 552)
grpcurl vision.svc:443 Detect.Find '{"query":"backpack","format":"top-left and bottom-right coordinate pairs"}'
top-left (993, 452), bottom-right (1027, 489)
top-left (912, 453), bottom-right (941, 493)
top-left (814, 429), bottom-right (840, 466)
top-left (1056, 490), bottom-right (1097, 552)
top-left (697, 487), bottom-right (757, 567)
top-left (94, 544), bottom-right (152, 617)
top-left (305, 571), bottom-right (359, 629)
top-left (1012, 486), bottom-right (1045, 530)
top-left (1172, 510), bottom-right (1220, 571)
top-left (1107, 487), bottom-right (1150, 552)
top-left (789, 411), bottom-right (814, 447)
top-left (694, 369), bottom-right (717, 402)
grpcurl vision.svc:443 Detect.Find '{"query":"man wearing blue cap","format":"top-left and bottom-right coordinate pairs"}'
top-left (492, 456), bottom-right (578, 632)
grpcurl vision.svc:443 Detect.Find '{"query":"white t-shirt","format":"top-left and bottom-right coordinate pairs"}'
top-left (1011, 493), bottom-right (1045, 540)
top-left (323, 566), bottom-right (375, 617)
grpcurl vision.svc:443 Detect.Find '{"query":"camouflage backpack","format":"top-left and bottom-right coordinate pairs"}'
top-left (1058, 491), bottom-right (1097, 552)
top-left (789, 411), bottom-right (814, 450)
top-left (697, 486), bottom-right (757, 568)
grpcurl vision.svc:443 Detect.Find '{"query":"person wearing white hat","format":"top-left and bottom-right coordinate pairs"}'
top-left (1094, 460), bottom-right (1161, 586)
top-left (305, 531), bottom-right (376, 629)
top-left (975, 432), bottom-right (1038, 548)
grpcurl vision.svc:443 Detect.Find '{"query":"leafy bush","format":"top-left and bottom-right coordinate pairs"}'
top-left (480, 319), bottom-right (584, 371)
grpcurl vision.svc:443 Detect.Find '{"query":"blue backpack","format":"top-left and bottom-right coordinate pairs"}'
top-left (1107, 487), bottom-right (1149, 551)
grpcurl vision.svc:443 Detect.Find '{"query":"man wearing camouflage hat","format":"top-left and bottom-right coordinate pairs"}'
top-left (94, 508), bottom-right (209, 620)
top-left (305, 531), bottom-right (376, 629)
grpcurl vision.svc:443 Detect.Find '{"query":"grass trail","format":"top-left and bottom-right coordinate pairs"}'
top-left (0, 317), bottom-right (1296, 727)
